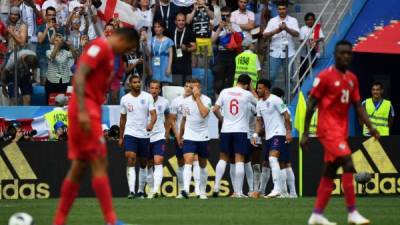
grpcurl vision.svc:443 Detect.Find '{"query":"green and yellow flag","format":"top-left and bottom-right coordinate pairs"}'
top-left (294, 90), bottom-right (307, 197)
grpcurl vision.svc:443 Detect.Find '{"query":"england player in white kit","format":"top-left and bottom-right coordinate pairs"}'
top-left (179, 79), bottom-right (212, 199)
top-left (213, 74), bottom-right (257, 198)
top-left (119, 75), bottom-right (157, 199)
top-left (252, 79), bottom-right (292, 198)
top-left (147, 80), bottom-right (170, 198)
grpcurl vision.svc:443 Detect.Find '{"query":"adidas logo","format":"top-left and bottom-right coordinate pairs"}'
top-left (145, 156), bottom-right (230, 197)
top-left (333, 137), bottom-right (399, 195)
top-left (0, 143), bottom-right (50, 199)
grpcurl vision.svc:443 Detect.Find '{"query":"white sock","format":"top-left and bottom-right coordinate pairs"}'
top-left (200, 167), bottom-right (208, 195)
top-left (280, 169), bottom-right (288, 195)
top-left (213, 160), bottom-right (227, 192)
top-left (193, 160), bottom-right (201, 195)
top-left (183, 164), bottom-right (192, 193)
top-left (260, 166), bottom-right (271, 195)
top-left (269, 157), bottom-right (281, 193)
top-left (245, 162), bottom-right (254, 193)
top-left (138, 167), bottom-right (147, 193)
top-left (253, 164), bottom-right (261, 192)
top-left (235, 162), bottom-right (245, 195)
top-left (230, 163), bottom-right (236, 193)
top-left (127, 167), bottom-right (136, 193)
top-left (177, 166), bottom-right (184, 192)
top-left (147, 167), bottom-right (154, 192)
top-left (153, 164), bottom-right (163, 194)
top-left (286, 167), bottom-right (297, 195)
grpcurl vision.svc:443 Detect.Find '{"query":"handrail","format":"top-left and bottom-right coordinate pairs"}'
top-left (287, 0), bottom-right (353, 103)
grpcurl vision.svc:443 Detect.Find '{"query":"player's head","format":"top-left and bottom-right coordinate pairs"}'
top-left (184, 79), bottom-right (193, 97)
top-left (129, 75), bottom-right (141, 92)
top-left (110, 28), bottom-right (139, 54)
top-left (256, 79), bottom-right (271, 98)
top-left (236, 74), bottom-right (251, 90)
top-left (149, 80), bottom-right (161, 97)
top-left (334, 40), bottom-right (353, 70)
top-left (191, 78), bottom-right (202, 93)
top-left (271, 87), bottom-right (284, 98)
top-left (371, 81), bottom-right (384, 100)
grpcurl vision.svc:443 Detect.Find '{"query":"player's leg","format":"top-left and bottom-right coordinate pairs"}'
top-left (53, 160), bottom-right (88, 225)
top-left (284, 163), bottom-right (297, 198)
top-left (176, 144), bottom-right (185, 198)
top-left (229, 157), bottom-right (236, 196)
top-left (244, 154), bottom-right (254, 196)
top-left (182, 140), bottom-right (196, 198)
top-left (137, 138), bottom-right (150, 198)
top-left (266, 136), bottom-right (283, 198)
top-left (192, 154), bottom-right (201, 197)
top-left (197, 141), bottom-right (209, 199)
top-left (124, 135), bottom-right (138, 199)
top-left (213, 133), bottom-right (230, 196)
top-left (259, 160), bottom-right (271, 196)
top-left (251, 143), bottom-right (262, 198)
top-left (149, 140), bottom-right (166, 198)
top-left (233, 133), bottom-right (249, 198)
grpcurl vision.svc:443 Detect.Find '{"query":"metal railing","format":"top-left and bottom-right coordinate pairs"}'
top-left (287, 0), bottom-right (353, 103)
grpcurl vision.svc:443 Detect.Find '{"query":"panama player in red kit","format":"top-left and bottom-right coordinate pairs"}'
top-left (301, 41), bottom-right (379, 225)
top-left (53, 28), bottom-right (139, 225)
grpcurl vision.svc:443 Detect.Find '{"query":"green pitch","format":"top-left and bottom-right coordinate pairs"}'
top-left (1, 197), bottom-right (399, 225)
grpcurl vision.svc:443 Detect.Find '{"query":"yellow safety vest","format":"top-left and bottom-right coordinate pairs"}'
top-left (363, 98), bottom-right (391, 136)
top-left (309, 109), bottom-right (318, 136)
top-left (44, 108), bottom-right (68, 139)
top-left (233, 51), bottom-right (259, 90)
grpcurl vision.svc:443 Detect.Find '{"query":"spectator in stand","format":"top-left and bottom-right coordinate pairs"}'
top-left (123, 48), bottom-right (144, 92)
top-left (45, 33), bottom-right (75, 104)
top-left (186, 0), bottom-right (213, 67)
top-left (1, 49), bottom-right (38, 105)
top-left (68, 0), bottom-right (98, 40)
top-left (6, 6), bottom-right (28, 51)
top-left (65, 10), bottom-right (89, 50)
top-left (211, 0), bottom-right (222, 28)
top-left (134, 0), bottom-right (153, 36)
top-left (263, 0), bottom-right (299, 86)
top-left (299, 12), bottom-right (324, 77)
top-left (0, 0), bottom-right (10, 23)
top-left (37, 6), bottom-right (64, 85)
top-left (170, 13), bottom-right (196, 85)
top-left (147, 20), bottom-right (174, 84)
top-left (17, 0), bottom-right (42, 52)
top-left (211, 6), bottom-right (241, 96)
top-left (172, 0), bottom-right (195, 15)
top-left (230, 0), bottom-right (255, 33)
top-left (154, 0), bottom-right (179, 32)
top-left (41, 0), bottom-right (68, 25)
top-left (0, 19), bottom-right (7, 66)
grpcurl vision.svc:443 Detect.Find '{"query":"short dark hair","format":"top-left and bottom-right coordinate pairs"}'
top-left (25, 55), bottom-right (38, 69)
top-left (221, 6), bottom-right (231, 13)
top-left (46, 7), bottom-right (56, 14)
top-left (175, 12), bottom-right (185, 20)
top-left (129, 74), bottom-right (141, 82)
top-left (271, 87), bottom-right (285, 98)
top-left (153, 19), bottom-right (167, 30)
top-left (191, 78), bottom-right (201, 85)
top-left (150, 79), bottom-right (161, 88)
top-left (304, 12), bottom-right (316, 21)
top-left (335, 40), bottom-right (353, 53)
top-left (257, 79), bottom-right (271, 89)
top-left (277, 0), bottom-right (288, 7)
top-left (372, 81), bottom-right (384, 89)
top-left (237, 74), bottom-right (251, 86)
top-left (114, 28), bottom-right (139, 44)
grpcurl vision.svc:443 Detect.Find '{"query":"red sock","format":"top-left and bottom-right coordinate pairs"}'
top-left (53, 179), bottom-right (80, 225)
top-left (313, 176), bottom-right (334, 214)
top-left (92, 176), bottom-right (117, 225)
top-left (342, 172), bottom-right (356, 212)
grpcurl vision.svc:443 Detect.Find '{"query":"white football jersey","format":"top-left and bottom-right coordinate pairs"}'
top-left (256, 94), bottom-right (288, 140)
top-left (120, 92), bottom-right (155, 139)
top-left (215, 87), bottom-right (257, 133)
top-left (150, 96), bottom-right (169, 142)
top-left (169, 95), bottom-right (185, 134)
top-left (182, 95), bottom-right (212, 141)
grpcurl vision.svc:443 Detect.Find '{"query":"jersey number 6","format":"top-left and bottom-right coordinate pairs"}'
top-left (230, 99), bottom-right (239, 115)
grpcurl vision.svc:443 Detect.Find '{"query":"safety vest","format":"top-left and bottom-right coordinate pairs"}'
top-left (309, 109), bottom-right (318, 137)
top-left (363, 98), bottom-right (391, 136)
top-left (44, 108), bottom-right (68, 139)
top-left (233, 51), bottom-right (259, 89)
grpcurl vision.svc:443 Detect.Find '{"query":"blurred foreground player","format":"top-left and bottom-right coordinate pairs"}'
top-left (53, 28), bottom-right (139, 225)
top-left (301, 40), bottom-right (379, 225)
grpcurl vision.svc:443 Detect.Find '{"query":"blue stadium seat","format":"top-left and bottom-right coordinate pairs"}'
top-left (32, 85), bottom-right (46, 106)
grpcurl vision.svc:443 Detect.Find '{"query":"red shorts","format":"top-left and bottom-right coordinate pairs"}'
top-left (67, 100), bottom-right (106, 161)
top-left (319, 136), bottom-right (351, 162)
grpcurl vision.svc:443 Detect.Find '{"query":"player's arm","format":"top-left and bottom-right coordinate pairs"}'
top-left (212, 104), bottom-right (223, 122)
top-left (164, 112), bottom-right (171, 143)
top-left (195, 98), bottom-right (210, 118)
top-left (169, 113), bottom-right (179, 137)
top-left (119, 113), bottom-right (127, 147)
top-left (283, 111), bottom-right (292, 143)
top-left (178, 116), bottom-right (186, 148)
top-left (252, 116), bottom-right (263, 146)
top-left (147, 109), bottom-right (157, 131)
top-left (75, 63), bottom-right (92, 132)
top-left (353, 101), bottom-right (379, 139)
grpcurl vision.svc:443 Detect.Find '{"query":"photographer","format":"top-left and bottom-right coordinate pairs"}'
top-left (66, 7), bottom-right (89, 50)
top-left (45, 33), bottom-right (75, 104)
top-left (2, 121), bottom-right (36, 143)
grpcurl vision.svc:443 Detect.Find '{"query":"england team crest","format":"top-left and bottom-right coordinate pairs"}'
top-left (140, 99), bottom-right (145, 105)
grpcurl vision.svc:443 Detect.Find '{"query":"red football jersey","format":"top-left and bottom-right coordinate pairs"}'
top-left (310, 66), bottom-right (361, 138)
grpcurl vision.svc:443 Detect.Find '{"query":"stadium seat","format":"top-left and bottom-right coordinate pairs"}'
top-left (162, 86), bottom-right (184, 103)
top-left (32, 85), bottom-right (46, 106)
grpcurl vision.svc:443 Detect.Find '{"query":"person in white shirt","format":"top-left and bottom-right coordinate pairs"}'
top-left (212, 74), bottom-right (257, 198)
top-left (179, 78), bottom-right (212, 199)
top-left (146, 80), bottom-right (170, 198)
top-left (18, 0), bottom-right (41, 51)
top-left (262, 1), bottom-right (299, 86)
top-left (230, 0), bottom-right (255, 32)
top-left (119, 75), bottom-right (157, 199)
top-left (252, 79), bottom-right (292, 198)
top-left (169, 80), bottom-right (201, 198)
top-left (41, 0), bottom-right (68, 25)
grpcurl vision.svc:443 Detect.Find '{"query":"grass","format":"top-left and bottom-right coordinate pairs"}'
top-left (1, 197), bottom-right (399, 225)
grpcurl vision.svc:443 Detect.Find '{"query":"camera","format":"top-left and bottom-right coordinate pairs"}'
top-left (221, 15), bottom-right (227, 22)
top-left (1, 122), bottom-right (37, 142)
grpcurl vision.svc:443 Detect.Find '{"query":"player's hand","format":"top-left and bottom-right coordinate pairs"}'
top-left (78, 110), bottom-right (91, 134)
top-left (177, 136), bottom-right (184, 148)
top-left (146, 123), bottom-right (154, 131)
top-left (192, 86), bottom-right (201, 99)
top-left (370, 127), bottom-right (380, 140)
top-left (251, 137), bottom-right (258, 147)
top-left (286, 132), bottom-right (292, 143)
top-left (118, 138), bottom-right (124, 148)
top-left (300, 134), bottom-right (309, 151)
